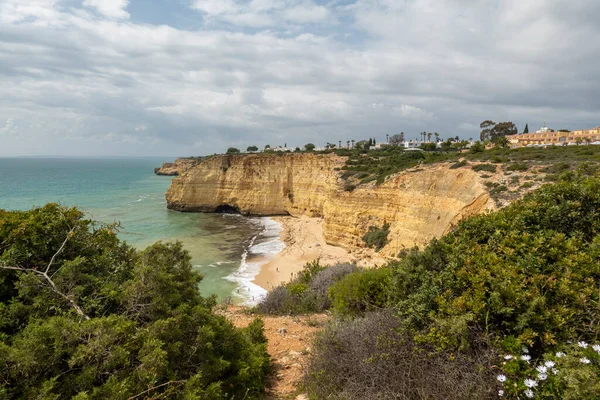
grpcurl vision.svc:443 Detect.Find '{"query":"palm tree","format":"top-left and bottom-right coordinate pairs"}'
top-left (434, 132), bottom-right (439, 143)
top-left (386, 134), bottom-right (389, 143)
top-left (427, 132), bottom-right (432, 142)
top-left (347, 140), bottom-right (350, 148)
top-left (351, 140), bottom-right (355, 148)
top-left (339, 140), bottom-right (342, 148)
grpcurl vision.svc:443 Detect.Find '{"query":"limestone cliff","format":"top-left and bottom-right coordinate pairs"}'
top-left (166, 153), bottom-right (495, 255)
top-left (155, 158), bottom-right (202, 176)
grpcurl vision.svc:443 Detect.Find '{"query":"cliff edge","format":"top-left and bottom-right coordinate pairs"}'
top-left (155, 158), bottom-right (202, 176)
top-left (166, 153), bottom-right (495, 256)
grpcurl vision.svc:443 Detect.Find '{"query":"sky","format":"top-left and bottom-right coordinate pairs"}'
top-left (0, 0), bottom-right (599, 157)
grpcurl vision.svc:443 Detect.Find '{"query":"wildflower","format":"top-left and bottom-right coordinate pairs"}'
top-left (555, 352), bottom-right (565, 358)
top-left (497, 374), bottom-right (507, 383)
top-left (524, 379), bottom-right (538, 388)
top-left (504, 355), bottom-right (513, 360)
top-left (498, 390), bottom-right (504, 397)
top-left (544, 361), bottom-right (555, 368)
top-left (578, 341), bottom-right (588, 349)
top-left (552, 368), bottom-right (559, 375)
top-left (538, 373), bottom-right (547, 381)
top-left (522, 346), bottom-right (530, 354)
top-left (580, 357), bottom-right (591, 364)
top-left (521, 355), bottom-right (531, 362)
top-left (524, 389), bottom-right (535, 398)
top-left (593, 344), bottom-right (600, 353)
top-left (536, 365), bottom-right (547, 374)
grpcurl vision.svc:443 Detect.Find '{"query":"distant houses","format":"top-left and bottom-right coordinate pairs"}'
top-left (507, 125), bottom-right (600, 148)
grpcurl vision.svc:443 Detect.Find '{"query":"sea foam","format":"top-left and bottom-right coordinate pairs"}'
top-left (226, 217), bottom-right (285, 305)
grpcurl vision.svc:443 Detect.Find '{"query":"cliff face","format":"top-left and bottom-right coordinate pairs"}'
top-left (166, 153), bottom-right (495, 255)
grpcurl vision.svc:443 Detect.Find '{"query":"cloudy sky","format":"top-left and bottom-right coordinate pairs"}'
top-left (1, 0), bottom-right (599, 157)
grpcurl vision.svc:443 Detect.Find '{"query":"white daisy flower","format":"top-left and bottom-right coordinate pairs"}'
top-left (524, 379), bottom-right (538, 388)
top-left (498, 389), bottom-right (504, 397)
top-left (552, 368), bottom-right (559, 375)
top-left (504, 355), bottom-right (513, 360)
top-left (521, 355), bottom-right (531, 362)
top-left (524, 389), bottom-right (535, 398)
top-left (522, 346), bottom-right (530, 354)
top-left (497, 374), bottom-right (507, 383)
top-left (544, 361), bottom-right (555, 368)
top-left (536, 365), bottom-right (547, 374)
top-left (578, 341), bottom-right (588, 349)
top-left (538, 373), bottom-right (547, 381)
top-left (580, 357), bottom-right (591, 364)
top-left (555, 352), bottom-right (566, 358)
top-left (593, 344), bottom-right (600, 353)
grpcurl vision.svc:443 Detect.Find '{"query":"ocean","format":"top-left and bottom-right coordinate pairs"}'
top-left (0, 157), bottom-right (282, 304)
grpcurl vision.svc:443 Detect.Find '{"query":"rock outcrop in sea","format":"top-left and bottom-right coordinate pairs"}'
top-left (165, 153), bottom-right (495, 256)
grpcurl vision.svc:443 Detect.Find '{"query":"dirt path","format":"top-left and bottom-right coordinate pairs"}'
top-left (218, 306), bottom-right (328, 399)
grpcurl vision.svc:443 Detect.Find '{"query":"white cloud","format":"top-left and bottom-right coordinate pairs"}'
top-left (83, 0), bottom-right (130, 19)
top-left (0, 0), bottom-right (599, 156)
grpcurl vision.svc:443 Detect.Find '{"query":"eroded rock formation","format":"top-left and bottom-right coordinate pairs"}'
top-left (166, 153), bottom-right (495, 255)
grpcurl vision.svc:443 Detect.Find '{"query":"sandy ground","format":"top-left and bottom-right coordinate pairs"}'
top-left (218, 305), bottom-right (327, 399)
top-left (253, 216), bottom-right (387, 290)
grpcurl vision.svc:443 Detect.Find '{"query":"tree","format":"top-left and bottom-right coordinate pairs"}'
top-left (373, 138), bottom-right (376, 145)
top-left (440, 139), bottom-right (453, 151)
top-left (305, 143), bottom-right (316, 151)
top-left (576, 137), bottom-right (583, 146)
top-left (470, 141), bottom-right (485, 153)
top-left (427, 132), bottom-right (432, 142)
top-left (347, 140), bottom-right (350, 148)
top-left (480, 120), bottom-right (496, 141)
top-left (339, 141), bottom-right (342, 148)
top-left (226, 147), bottom-right (240, 154)
top-left (490, 122), bottom-right (517, 145)
top-left (0, 204), bottom-right (270, 399)
top-left (247, 146), bottom-right (258, 152)
top-left (585, 137), bottom-right (592, 145)
top-left (351, 140), bottom-right (355, 148)
top-left (524, 123), bottom-right (529, 133)
top-left (386, 134), bottom-right (389, 144)
top-left (420, 143), bottom-right (437, 151)
top-left (264, 144), bottom-right (271, 150)
top-left (434, 132), bottom-right (440, 143)
top-left (389, 133), bottom-right (405, 146)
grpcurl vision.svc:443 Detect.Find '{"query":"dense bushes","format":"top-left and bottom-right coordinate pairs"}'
top-left (256, 262), bottom-right (358, 315)
top-left (305, 310), bottom-right (497, 400)
top-left (306, 174), bottom-right (600, 399)
top-left (362, 223), bottom-right (390, 250)
top-left (0, 204), bottom-right (270, 399)
top-left (472, 163), bottom-right (497, 172)
top-left (328, 267), bottom-right (391, 317)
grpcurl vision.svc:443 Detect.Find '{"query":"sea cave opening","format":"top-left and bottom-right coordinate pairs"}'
top-left (215, 204), bottom-right (241, 214)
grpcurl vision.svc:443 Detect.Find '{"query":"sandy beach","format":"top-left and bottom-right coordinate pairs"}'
top-left (253, 216), bottom-right (387, 290)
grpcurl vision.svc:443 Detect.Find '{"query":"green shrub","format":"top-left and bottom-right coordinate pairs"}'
top-left (520, 182), bottom-right (534, 189)
top-left (450, 160), bottom-right (469, 169)
top-left (344, 184), bottom-right (356, 192)
top-left (472, 163), bottom-right (497, 172)
top-left (388, 175), bottom-right (600, 353)
top-left (505, 163), bottom-right (529, 172)
top-left (354, 172), bottom-right (370, 179)
top-left (542, 162), bottom-right (571, 174)
top-left (0, 204), bottom-right (270, 399)
top-left (329, 267), bottom-right (391, 317)
top-left (362, 223), bottom-right (390, 251)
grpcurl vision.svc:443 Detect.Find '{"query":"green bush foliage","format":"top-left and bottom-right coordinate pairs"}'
top-left (472, 163), bottom-right (497, 172)
top-left (328, 267), bottom-right (391, 317)
top-left (505, 162), bottom-right (529, 171)
top-left (0, 204), bottom-right (270, 399)
top-left (361, 223), bottom-right (390, 250)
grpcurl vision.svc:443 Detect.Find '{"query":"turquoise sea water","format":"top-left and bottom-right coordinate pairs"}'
top-left (0, 157), bottom-right (277, 303)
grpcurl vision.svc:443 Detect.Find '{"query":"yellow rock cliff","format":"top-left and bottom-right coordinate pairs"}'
top-left (166, 153), bottom-right (495, 255)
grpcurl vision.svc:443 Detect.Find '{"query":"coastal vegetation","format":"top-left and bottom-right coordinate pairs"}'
top-left (0, 204), bottom-right (270, 399)
top-left (298, 171), bottom-right (600, 399)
